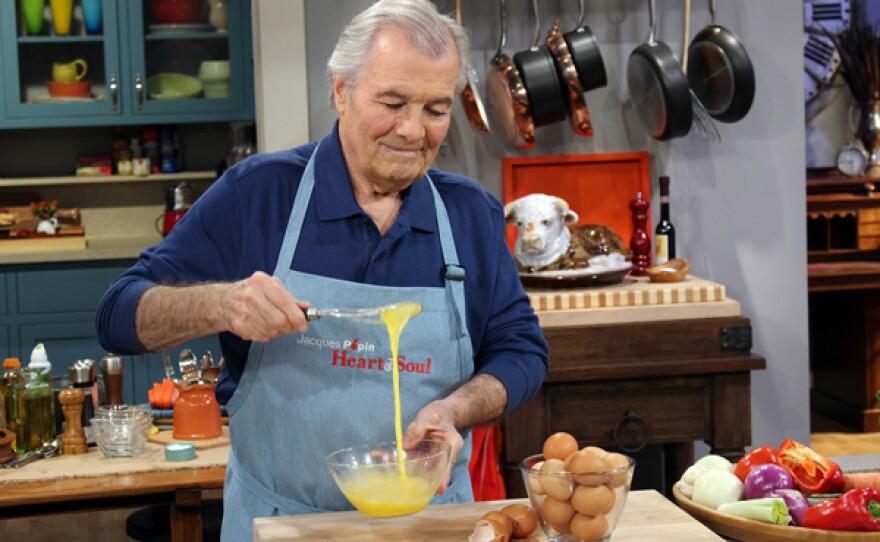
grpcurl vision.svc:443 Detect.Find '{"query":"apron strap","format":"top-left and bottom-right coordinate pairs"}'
top-left (429, 179), bottom-right (468, 341)
top-left (273, 143), bottom-right (319, 277)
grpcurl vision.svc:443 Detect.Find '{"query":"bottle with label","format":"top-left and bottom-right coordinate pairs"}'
top-left (1, 358), bottom-right (25, 439)
top-left (15, 369), bottom-right (56, 453)
top-left (28, 343), bottom-right (52, 383)
top-left (654, 176), bottom-right (676, 264)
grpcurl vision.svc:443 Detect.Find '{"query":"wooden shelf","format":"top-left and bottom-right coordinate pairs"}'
top-left (0, 171), bottom-right (216, 188)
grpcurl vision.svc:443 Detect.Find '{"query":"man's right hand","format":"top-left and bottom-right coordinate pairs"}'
top-left (136, 271), bottom-right (310, 351)
top-left (221, 271), bottom-right (310, 342)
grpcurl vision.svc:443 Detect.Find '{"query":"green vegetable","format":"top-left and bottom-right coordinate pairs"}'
top-left (717, 498), bottom-right (792, 525)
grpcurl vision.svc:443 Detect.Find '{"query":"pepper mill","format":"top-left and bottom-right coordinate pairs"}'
top-left (59, 387), bottom-right (88, 454)
top-left (629, 191), bottom-right (652, 276)
top-left (99, 354), bottom-right (125, 406)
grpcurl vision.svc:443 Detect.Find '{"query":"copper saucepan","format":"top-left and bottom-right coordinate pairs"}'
top-left (546, 0), bottom-right (592, 136)
top-left (488, 0), bottom-right (534, 149)
top-left (455, 0), bottom-right (489, 134)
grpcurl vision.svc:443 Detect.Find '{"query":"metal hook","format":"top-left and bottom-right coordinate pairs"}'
top-left (531, 0), bottom-right (542, 48)
top-left (709, 0), bottom-right (716, 25)
top-left (494, 0), bottom-right (507, 61)
top-left (647, 0), bottom-right (656, 45)
top-left (577, 0), bottom-right (585, 28)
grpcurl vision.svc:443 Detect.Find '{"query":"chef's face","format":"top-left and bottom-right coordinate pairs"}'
top-left (334, 27), bottom-right (459, 194)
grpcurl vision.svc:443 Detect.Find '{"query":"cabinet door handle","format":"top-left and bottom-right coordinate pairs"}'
top-left (109, 74), bottom-right (118, 111)
top-left (612, 410), bottom-right (651, 453)
top-left (135, 74), bottom-right (144, 110)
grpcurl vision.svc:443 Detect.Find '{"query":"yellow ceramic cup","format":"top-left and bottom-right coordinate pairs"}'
top-left (52, 59), bottom-right (88, 83)
top-left (49, 0), bottom-right (73, 35)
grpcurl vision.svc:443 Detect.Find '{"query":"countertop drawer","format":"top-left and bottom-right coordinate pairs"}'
top-left (16, 265), bottom-right (128, 315)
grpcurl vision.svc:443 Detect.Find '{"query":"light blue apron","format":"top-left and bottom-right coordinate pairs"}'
top-left (220, 146), bottom-right (475, 541)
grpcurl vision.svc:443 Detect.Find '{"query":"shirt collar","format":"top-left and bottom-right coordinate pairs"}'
top-left (312, 121), bottom-right (436, 233)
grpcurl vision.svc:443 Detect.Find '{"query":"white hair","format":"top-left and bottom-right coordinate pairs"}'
top-left (327, 0), bottom-right (471, 102)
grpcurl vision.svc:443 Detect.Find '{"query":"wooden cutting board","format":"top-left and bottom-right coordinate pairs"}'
top-left (253, 491), bottom-right (724, 541)
top-left (148, 426), bottom-right (230, 449)
top-left (526, 275), bottom-right (725, 311)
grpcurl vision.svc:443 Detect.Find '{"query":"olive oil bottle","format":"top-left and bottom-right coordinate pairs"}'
top-left (15, 369), bottom-right (55, 453)
top-left (1, 358), bottom-right (25, 442)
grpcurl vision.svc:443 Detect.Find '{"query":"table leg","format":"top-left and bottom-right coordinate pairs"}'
top-left (171, 489), bottom-right (203, 542)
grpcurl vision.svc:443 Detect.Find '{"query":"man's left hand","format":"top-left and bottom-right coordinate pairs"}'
top-left (402, 401), bottom-right (462, 494)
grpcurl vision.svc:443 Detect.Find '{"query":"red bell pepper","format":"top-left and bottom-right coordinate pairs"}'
top-left (803, 488), bottom-right (880, 531)
top-left (734, 445), bottom-right (781, 482)
top-left (777, 438), bottom-right (844, 495)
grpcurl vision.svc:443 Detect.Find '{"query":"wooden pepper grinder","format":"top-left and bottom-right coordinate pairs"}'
top-left (629, 191), bottom-right (652, 276)
top-left (59, 387), bottom-right (88, 454)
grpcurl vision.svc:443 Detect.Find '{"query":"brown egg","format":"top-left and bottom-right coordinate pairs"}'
top-left (480, 511), bottom-right (514, 539)
top-left (543, 432), bottom-right (579, 461)
top-left (469, 519), bottom-right (509, 542)
top-left (539, 458), bottom-right (575, 500)
top-left (567, 449), bottom-right (610, 486)
top-left (571, 484), bottom-right (615, 516)
top-left (581, 445), bottom-right (608, 458)
top-left (527, 460), bottom-right (546, 495)
top-left (570, 514), bottom-right (609, 542)
top-left (603, 452), bottom-right (631, 488)
top-left (541, 497), bottom-right (575, 534)
top-left (501, 503), bottom-right (538, 538)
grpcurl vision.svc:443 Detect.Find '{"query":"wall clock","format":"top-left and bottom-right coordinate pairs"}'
top-left (803, 0), bottom-right (850, 120)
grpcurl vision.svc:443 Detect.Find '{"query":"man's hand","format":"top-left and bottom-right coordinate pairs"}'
top-left (221, 271), bottom-right (310, 342)
top-left (402, 373), bottom-right (508, 494)
top-left (403, 401), bottom-right (462, 494)
top-left (136, 271), bottom-right (310, 351)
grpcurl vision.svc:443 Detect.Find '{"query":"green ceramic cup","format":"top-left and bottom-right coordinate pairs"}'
top-left (21, 0), bottom-right (45, 36)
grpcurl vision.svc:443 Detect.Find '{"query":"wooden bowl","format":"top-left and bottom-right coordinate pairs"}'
top-left (673, 484), bottom-right (880, 541)
top-left (646, 258), bottom-right (690, 283)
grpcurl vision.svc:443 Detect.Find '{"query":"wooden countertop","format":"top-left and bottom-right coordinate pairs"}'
top-left (253, 491), bottom-right (724, 541)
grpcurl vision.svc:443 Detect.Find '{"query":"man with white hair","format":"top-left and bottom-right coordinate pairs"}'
top-left (96, 1), bottom-right (547, 538)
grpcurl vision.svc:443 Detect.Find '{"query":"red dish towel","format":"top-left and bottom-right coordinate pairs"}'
top-left (469, 422), bottom-right (506, 501)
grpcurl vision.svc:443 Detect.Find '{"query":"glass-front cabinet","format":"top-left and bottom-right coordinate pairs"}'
top-left (0, 0), bottom-right (254, 127)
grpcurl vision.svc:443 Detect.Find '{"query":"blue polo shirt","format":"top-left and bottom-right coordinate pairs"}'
top-left (95, 123), bottom-right (548, 414)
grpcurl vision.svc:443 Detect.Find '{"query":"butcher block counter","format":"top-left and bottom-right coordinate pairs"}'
top-left (504, 275), bottom-right (766, 499)
top-left (252, 491), bottom-right (724, 541)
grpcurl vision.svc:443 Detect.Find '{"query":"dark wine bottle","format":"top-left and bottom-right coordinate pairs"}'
top-left (654, 176), bottom-right (676, 264)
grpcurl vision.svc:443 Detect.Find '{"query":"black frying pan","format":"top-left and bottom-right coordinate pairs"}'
top-left (686, 0), bottom-right (755, 123)
top-left (627, 0), bottom-right (693, 140)
top-left (564, 0), bottom-right (607, 92)
top-left (514, 0), bottom-right (567, 128)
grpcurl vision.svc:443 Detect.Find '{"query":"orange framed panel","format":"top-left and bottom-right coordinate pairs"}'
top-left (502, 152), bottom-right (652, 253)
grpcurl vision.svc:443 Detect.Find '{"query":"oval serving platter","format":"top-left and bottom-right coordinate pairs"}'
top-left (518, 264), bottom-right (632, 289)
top-left (673, 484), bottom-right (880, 541)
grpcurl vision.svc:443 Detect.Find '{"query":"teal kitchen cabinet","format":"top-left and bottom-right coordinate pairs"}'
top-left (1, 260), bottom-right (219, 405)
top-left (0, 0), bottom-right (254, 128)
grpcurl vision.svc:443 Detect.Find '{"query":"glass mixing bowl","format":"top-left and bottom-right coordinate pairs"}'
top-left (325, 439), bottom-right (450, 518)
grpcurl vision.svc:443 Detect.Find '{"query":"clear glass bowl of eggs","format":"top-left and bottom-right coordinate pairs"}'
top-left (326, 439), bottom-right (450, 518)
top-left (520, 432), bottom-right (635, 542)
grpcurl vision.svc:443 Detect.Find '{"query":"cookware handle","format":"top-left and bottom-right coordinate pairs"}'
top-left (530, 0), bottom-right (542, 48)
top-left (109, 74), bottom-right (118, 111)
top-left (454, 0), bottom-right (461, 25)
top-left (709, 0), bottom-right (716, 25)
top-left (135, 73), bottom-right (144, 110)
top-left (577, 0), bottom-right (585, 28)
top-left (647, 0), bottom-right (656, 45)
top-left (493, 0), bottom-right (507, 61)
top-left (682, 0), bottom-right (691, 73)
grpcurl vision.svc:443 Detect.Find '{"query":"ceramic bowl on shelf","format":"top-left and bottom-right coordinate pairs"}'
top-left (46, 80), bottom-right (92, 98)
top-left (147, 73), bottom-right (203, 100)
top-left (151, 0), bottom-right (204, 25)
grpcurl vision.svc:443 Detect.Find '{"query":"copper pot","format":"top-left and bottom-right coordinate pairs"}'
top-left (488, 0), bottom-right (534, 149)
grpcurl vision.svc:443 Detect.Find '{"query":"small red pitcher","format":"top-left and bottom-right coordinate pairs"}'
top-left (173, 383), bottom-right (222, 440)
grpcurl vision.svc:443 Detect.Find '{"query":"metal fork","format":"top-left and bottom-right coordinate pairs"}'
top-left (304, 307), bottom-right (383, 324)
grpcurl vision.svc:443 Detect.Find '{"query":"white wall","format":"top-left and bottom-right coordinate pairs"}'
top-left (263, 0), bottom-right (811, 450)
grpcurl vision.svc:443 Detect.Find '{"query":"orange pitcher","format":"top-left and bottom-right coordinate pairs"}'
top-left (173, 383), bottom-right (222, 440)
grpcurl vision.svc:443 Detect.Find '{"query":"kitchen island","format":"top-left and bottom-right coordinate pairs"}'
top-left (252, 491), bottom-right (724, 541)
